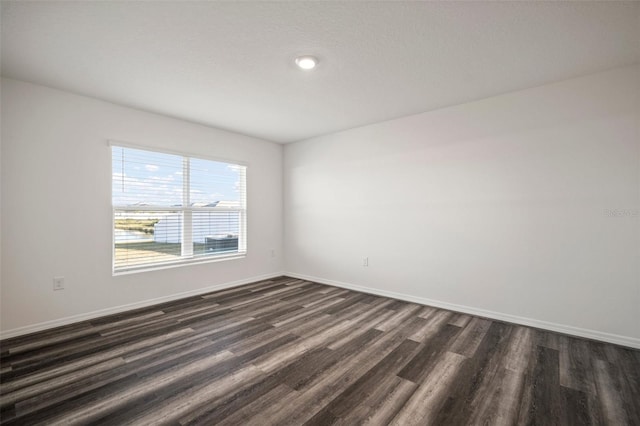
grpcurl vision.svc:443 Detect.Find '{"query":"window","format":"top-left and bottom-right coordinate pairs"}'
top-left (111, 144), bottom-right (246, 273)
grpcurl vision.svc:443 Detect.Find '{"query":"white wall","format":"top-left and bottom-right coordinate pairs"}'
top-left (1, 78), bottom-right (283, 334)
top-left (284, 65), bottom-right (640, 345)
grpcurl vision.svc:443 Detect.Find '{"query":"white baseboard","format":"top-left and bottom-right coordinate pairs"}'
top-left (4, 270), bottom-right (638, 350)
top-left (0, 272), bottom-right (285, 340)
top-left (285, 272), bottom-right (640, 350)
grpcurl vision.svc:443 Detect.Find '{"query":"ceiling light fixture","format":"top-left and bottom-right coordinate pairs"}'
top-left (295, 55), bottom-right (318, 70)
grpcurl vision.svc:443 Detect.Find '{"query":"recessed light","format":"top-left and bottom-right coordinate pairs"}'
top-left (295, 55), bottom-right (318, 70)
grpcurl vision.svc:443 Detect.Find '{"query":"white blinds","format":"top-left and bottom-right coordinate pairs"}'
top-left (112, 145), bottom-right (246, 272)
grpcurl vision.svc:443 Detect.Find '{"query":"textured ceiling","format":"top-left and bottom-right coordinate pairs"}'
top-left (1, 1), bottom-right (639, 143)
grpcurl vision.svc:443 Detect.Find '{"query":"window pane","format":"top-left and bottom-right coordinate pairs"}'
top-left (112, 146), bottom-right (183, 208)
top-left (192, 210), bottom-right (241, 257)
top-left (114, 210), bottom-right (183, 269)
top-left (189, 157), bottom-right (243, 206)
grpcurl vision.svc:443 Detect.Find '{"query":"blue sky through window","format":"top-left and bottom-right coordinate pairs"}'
top-left (112, 146), bottom-right (242, 207)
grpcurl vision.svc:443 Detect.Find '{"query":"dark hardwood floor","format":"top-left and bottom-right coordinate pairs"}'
top-left (1, 276), bottom-right (639, 425)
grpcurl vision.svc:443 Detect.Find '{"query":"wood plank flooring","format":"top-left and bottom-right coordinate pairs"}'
top-left (1, 276), bottom-right (639, 425)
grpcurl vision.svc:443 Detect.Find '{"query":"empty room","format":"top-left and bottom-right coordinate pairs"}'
top-left (1, 1), bottom-right (639, 425)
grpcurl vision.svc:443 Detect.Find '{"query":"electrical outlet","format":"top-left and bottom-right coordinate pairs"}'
top-left (270, 248), bottom-right (276, 258)
top-left (363, 257), bottom-right (369, 267)
top-left (53, 276), bottom-right (65, 291)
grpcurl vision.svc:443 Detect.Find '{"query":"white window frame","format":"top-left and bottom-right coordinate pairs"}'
top-left (110, 141), bottom-right (247, 275)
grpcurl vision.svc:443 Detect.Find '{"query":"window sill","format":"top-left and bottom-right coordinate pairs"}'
top-left (113, 252), bottom-right (246, 276)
